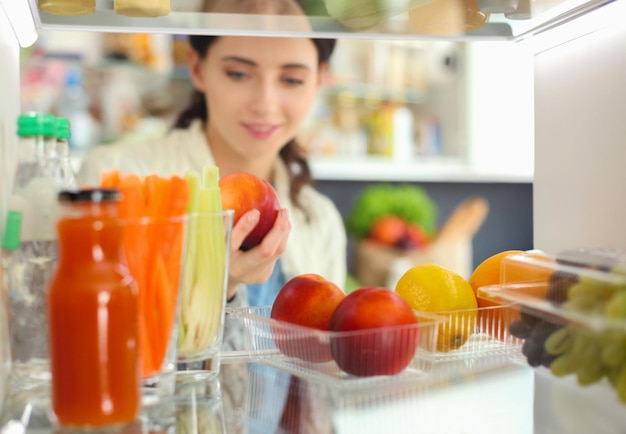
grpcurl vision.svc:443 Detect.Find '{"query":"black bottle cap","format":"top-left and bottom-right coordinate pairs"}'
top-left (58, 188), bottom-right (121, 203)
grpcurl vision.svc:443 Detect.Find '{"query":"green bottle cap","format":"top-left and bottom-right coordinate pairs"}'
top-left (55, 117), bottom-right (71, 140)
top-left (1, 211), bottom-right (22, 251)
top-left (17, 113), bottom-right (56, 138)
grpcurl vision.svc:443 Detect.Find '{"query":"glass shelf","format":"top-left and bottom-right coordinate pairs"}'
top-left (28, 0), bottom-right (611, 41)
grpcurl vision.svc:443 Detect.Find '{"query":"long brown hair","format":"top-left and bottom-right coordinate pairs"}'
top-left (174, 36), bottom-right (336, 209)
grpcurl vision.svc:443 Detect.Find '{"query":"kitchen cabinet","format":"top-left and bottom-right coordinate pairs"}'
top-left (1, 0), bottom-right (626, 432)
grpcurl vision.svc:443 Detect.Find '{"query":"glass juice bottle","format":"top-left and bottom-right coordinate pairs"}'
top-left (47, 189), bottom-right (140, 427)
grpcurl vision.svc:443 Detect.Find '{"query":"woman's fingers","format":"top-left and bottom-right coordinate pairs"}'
top-left (230, 209), bottom-right (260, 251)
top-left (228, 208), bottom-right (291, 286)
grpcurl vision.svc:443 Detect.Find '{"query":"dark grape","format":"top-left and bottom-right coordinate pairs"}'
top-left (509, 320), bottom-right (532, 339)
top-left (546, 270), bottom-right (578, 305)
top-left (522, 338), bottom-right (543, 367)
top-left (519, 306), bottom-right (542, 327)
top-left (541, 350), bottom-right (558, 368)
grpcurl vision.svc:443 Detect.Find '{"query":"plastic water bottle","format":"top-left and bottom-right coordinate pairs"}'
top-left (56, 68), bottom-right (92, 151)
top-left (1, 113), bottom-right (60, 390)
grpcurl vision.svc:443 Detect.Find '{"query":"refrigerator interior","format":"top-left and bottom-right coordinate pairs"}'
top-left (1, 0), bottom-right (626, 431)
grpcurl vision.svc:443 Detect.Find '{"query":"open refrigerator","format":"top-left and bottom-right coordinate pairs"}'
top-left (1, 0), bottom-right (626, 432)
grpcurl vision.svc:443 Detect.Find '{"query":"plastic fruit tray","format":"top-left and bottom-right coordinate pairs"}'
top-left (421, 300), bottom-right (523, 362)
top-left (478, 250), bottom-right (626, 405)
top-left (226, 306), bottom-right (442, 390)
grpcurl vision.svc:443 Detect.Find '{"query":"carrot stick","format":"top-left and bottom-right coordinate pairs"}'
top-left (99, 171), bottom-right (190, 377)
top-left (149, 254), bottom-right (171, 371)
top-left (100, 169), bottom-right (121, 189)
top-left (138, 305), bottom-right (155, 377)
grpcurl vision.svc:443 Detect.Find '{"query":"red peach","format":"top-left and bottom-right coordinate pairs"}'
top-left (271, 274), bottom-right (345, 363)
top-left (329, 287), bottom-right (419, 377)
top-left (219, 172), bottom-right (281, 251)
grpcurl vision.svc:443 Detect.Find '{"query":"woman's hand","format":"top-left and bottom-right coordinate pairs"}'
top-left (226, 208), bottom-right (291, 300)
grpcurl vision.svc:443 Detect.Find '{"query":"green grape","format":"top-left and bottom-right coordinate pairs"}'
top-left (615, 364), bottom-right (626, 403)
top-left (601, 335), bottom-right (626, 367)
top-left (576, 340), bottom-right (606, 386)
top-left (577, 362), bottom-right (606, 386)
top-left (569, 280), bottom-right (615, 300)
top-left (605, 291), bottom-right (626, 318)
top-left (563, 294), bottom-right (602, 312)
top-left (544, 327), bottom-right (574, 356)
top-left (608, 365), bottom-right (621, 388)
top-left (569, 329), bottom-right (591, 357)
top-left (550, 353), bottom-right (577, 377)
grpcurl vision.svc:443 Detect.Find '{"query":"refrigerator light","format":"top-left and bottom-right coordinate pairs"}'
top-left (0, 0), bottom-right (38, 48)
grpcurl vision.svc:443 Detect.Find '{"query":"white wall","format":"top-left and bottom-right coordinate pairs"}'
top-left (465, 40), bottom-right (535, 180)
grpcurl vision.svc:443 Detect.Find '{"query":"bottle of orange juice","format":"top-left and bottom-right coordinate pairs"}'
top-left (47, 189), bottom-right (140, 427)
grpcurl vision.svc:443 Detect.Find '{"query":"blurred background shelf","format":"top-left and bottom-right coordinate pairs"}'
top-left (310, 157), bottom-right (532, 183)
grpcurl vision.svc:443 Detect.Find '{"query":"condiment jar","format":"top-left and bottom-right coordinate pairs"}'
top-left (47, 189), bottom-right (140, 427)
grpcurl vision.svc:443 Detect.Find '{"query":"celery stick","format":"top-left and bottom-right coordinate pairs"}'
top-left (178, 170), bottom-right (201, 348)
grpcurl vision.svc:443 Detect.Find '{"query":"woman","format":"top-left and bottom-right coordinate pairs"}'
top-left (78, 35), bottom-right (346, 308)
top-left (79, 31), bottom-right (344, 432)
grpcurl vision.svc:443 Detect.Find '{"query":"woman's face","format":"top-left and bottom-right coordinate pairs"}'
top-left (189, 36), bottom-right (325, 163)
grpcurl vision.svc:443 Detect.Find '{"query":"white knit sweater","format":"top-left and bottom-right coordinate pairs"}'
top-left (77, 119), bottom-right (347, 297)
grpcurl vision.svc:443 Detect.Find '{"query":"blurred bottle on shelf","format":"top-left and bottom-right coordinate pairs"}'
top-left (1, 113), bottom-right (61, 392)
top-left (392, 105), bottom-right (415, 163)
top-left (367, 100), bottom-right (397, 158)
top-left (54, 117), bottom-right (78, 190)
top-left (56, 67), bottom-right (93, 151)
top-left (114, 0), bottom-right (171, 17)
top-left (334, 92), bottom-right (367, 157)
top-left (38, 0), bottom-right (95, 16)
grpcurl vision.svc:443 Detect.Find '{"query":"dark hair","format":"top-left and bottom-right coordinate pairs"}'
top-left (174, 36), bottom-right (336, 210)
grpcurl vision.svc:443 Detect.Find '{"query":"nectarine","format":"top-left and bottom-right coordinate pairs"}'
top-left (329, 287), bottom-right (419, 377)
top-left (271, 274), bottom-right (345, 363)
top-left (219, 172), bottom-right (281, 251)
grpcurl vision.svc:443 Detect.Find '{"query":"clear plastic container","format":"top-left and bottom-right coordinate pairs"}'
top-left (426, 301), bottom-right (523, 361)
top-left (227, 306), bottom-right (441, 390)
top-left (38, 0), bottom-right (95, 16)
top-left (114, 0), bottom-right (171, 17)
top-left (479, 249), bottom-right (626, 405)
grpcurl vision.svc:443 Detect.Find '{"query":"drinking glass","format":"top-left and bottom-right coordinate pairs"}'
top-left (175, 210), bottom-right (234, 381)
top-left (122, 214), bottom-right (189, 408)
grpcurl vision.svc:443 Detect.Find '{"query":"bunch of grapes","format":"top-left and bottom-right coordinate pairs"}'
top-left (508, 270), bottom-right (578, 368)
top-left (515, 248), bottom-right (626, 402)
top-left (545, 325), bottom-right (626, 398)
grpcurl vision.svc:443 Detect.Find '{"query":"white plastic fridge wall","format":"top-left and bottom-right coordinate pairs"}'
top-left (533, 0), bottom-right (626, 256)
top-left (533, 1), bottom-right (626, 431)
top-left (0, 5), bottom-right (20, 259)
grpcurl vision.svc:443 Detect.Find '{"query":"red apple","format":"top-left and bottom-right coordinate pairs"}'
top-left (329, 287), bottom-right (419, 377)
top-left (219, 172), bottom-right (281, 251)
top-left (271, 274), bottom-right (346, 363)
top-left (369, 215), bottom-right (407, 246)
